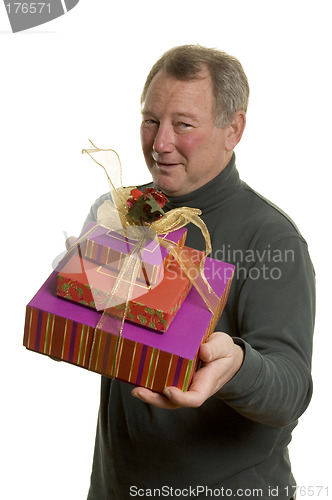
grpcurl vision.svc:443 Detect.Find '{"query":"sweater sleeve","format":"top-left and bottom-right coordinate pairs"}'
top-left (216, 235), bottom-right (315, 428)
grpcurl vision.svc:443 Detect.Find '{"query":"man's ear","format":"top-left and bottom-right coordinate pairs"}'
top-left (225, 111), bottom-right (246, 151)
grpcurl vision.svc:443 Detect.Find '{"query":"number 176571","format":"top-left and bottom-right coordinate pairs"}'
top-left (6, 3), bottom-right (51, 14)
top-left (285, 485), bottom-right (329, 497)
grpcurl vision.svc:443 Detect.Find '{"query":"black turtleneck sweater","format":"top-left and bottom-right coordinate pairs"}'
top-left (85, 154), bottom-right (315, 499)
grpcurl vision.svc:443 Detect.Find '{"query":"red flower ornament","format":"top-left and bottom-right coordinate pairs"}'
top-left (127, 187), bottom-right (168, 223)
top-left (126, 188), bottom-right (143, 209)
top-left (143, 188), bottom-right (168, 208)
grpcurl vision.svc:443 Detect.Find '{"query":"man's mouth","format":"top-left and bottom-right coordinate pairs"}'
top-left (152, 152), bottom-right (181, 169)
top-left (156, 161), bottom-right (178, 167)
top-left (153, 161), bottom-right (182, 174)
top-left (152, 156), bottom-right (181, 168)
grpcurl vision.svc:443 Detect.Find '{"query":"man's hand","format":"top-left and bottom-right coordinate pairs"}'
top-left (131, 332), bottom-right (244, 409)
top-left (65, 236), bottom-right (78, 250)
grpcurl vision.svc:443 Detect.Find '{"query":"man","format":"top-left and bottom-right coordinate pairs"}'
top-left (85, 45), bottom-right (315, 499)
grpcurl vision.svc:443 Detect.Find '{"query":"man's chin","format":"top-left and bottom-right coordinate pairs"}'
top-left (153, 182), bottom-right (186, 198)
top-left (153, 181), bottom-right (176, 197)
top-left (151, 170), bottom-right (186, 197)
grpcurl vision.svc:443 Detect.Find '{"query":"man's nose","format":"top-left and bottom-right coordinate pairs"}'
top-left (153, 123), bottom-right (174, 154)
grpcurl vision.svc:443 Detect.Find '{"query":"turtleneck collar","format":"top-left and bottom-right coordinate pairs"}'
top-left (164, 153), bottom-right (243, 214)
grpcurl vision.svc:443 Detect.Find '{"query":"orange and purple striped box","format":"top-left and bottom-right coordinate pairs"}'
top-left (23, 257), bottom-right (235, 393)
top-left (82, 225), bottom-right (187, 285)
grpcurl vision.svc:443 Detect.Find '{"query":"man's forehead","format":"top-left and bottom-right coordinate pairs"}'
top-left (141, 69), bottom-right (214, 114)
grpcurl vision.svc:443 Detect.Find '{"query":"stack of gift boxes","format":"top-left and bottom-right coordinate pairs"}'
top-left (23, 222), bottom-right (235, 393)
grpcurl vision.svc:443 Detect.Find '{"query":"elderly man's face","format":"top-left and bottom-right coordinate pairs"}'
top-left (140, 68), bottom-right (233, 197)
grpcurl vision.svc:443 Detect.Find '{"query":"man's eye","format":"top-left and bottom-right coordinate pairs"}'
top-left (143, 119), bottom-right (158, 127)
top-left (178, 122), bottom-right (193, 129)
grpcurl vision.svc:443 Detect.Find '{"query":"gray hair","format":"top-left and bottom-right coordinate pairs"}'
top-left (141, 44), bottom-right (249, 127)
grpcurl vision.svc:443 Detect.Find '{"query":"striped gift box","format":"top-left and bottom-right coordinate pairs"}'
top-left (23, 257), bottom-right (235, 393)
top-left (82, 224), bottom-right (187, 285)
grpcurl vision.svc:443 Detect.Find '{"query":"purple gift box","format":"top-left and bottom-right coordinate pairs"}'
top-left (24, 256), bottom-right (235, 393)
top-left (83, 224), bottom-right (187, 285)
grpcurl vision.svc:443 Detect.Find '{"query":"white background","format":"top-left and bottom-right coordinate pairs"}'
top-left (1, 1), bottom-right (331, 498)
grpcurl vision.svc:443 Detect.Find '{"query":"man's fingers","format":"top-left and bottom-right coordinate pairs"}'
top-left (163, 386), bottom-right (205, 408)
top-left (199, 331), bottom-right (233, 362)
top-left (131, 387), bottom-right (181, 409)
top-left (163, 379), bottom-right (211, 408)
top-left (163, 361), bottom-right (225, 408)
top-left (65, 236), bottom-right (78, 250)
top-left (131, 376), bottom-right (213, 409)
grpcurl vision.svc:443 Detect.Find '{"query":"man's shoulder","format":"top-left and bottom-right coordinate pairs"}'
top-left (93, 192), bottom-right (113, 206)
top-left (241, 183), bottom-right (306, 244)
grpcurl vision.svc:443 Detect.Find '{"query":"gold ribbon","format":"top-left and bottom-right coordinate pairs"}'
top-left (81, 141), bottom-right (220, 314)
top-left (64, 142), bottom-right (221, 377)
